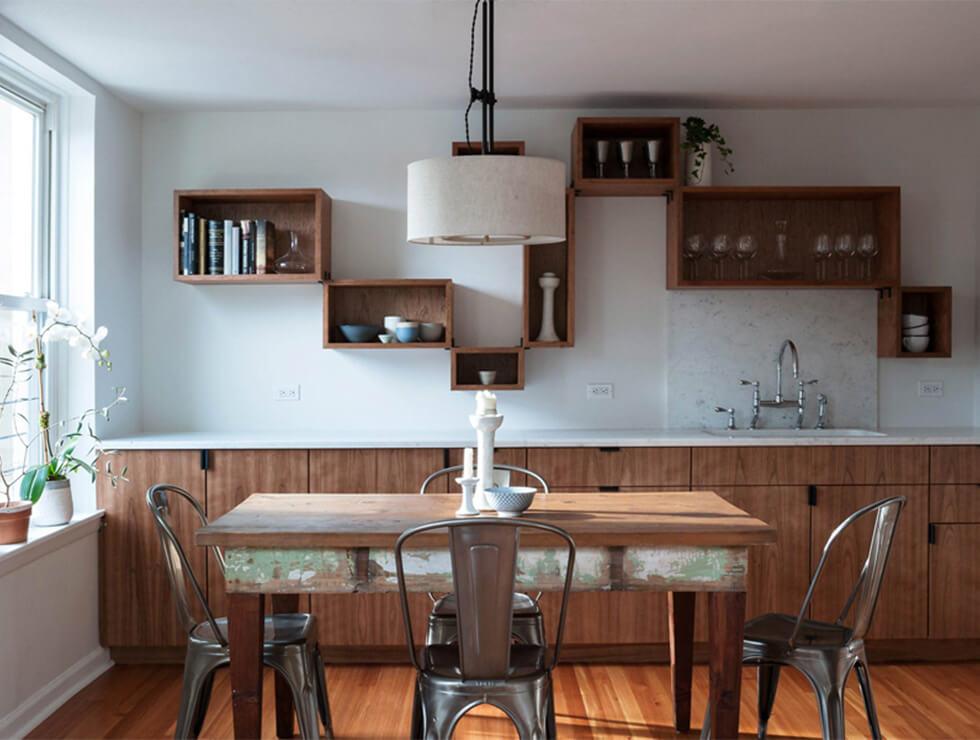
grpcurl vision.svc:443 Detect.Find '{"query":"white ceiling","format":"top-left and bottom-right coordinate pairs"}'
top-left (2, 0), bottom-right (980, 111)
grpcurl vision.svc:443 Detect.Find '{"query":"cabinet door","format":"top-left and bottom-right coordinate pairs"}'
top-left (930, 446), bottom-right (980, 484)
top-left (309, 448), bottom-right (443, 648)
top-left (809, 485), bottom-right (927, 639)
top-left (97, 450), bottom-right (205, 647)
top-left (448, 447), bottom-right (527, 489)
top-left (527, 447), bottom-right (690, 488)
top-left (930, 524), bottom-right (980, 638)
top-left (206, 450), bottom-right (309, 617)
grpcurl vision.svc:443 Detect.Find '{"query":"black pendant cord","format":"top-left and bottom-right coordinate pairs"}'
top-left (464, 0), bottom-right (496, 154)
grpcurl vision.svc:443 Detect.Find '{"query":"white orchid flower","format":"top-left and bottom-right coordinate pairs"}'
top-left (45, 300), bottom-right (60, 315)
top-left (93, 326), bottom-right (108, 345)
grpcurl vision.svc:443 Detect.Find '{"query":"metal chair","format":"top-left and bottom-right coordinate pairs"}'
top-left (419, 464), bottom-right (550, 648)
top-left (396, 517), bottom-right (575, 739)
top-left (147, 484), bottom-right (333, 740)
top-left (701, 496), bottom-right (905, 740)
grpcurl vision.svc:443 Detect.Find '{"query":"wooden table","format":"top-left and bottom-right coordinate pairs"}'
top-left (197, 491), bottom-right (775, 739)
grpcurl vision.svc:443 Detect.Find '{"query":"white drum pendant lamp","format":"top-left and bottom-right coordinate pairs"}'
top-left (406, 0), bottom-right (566, 246)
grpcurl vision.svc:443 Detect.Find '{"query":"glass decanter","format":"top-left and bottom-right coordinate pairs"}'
top-left (274, 231), bottom-right (311, 274)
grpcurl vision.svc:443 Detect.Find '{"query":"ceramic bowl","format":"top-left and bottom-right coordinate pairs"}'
top-left (339, 324), bottom-right (383, 343)
top-left (902, 313), bottom-right (929, 328)
top-left (395, 322), bottom-right (420, 343)
top-left (383, 315), bottom-right (404, 334)
top-left (484, 486), bottom-right (537, 517)
top-left (478, 370), bottom-right (497, 385)
top-left (420, 322), bottom-right (444, 342)
top-left (378, 333), bottom-right (396, 344)
top-left (903, 336), bottom-right (930, 353)
top-left (902, 325), bottom-right (930, 337)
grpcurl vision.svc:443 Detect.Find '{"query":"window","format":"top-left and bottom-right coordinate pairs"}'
top-left (0, 76), bottom-right (51, 492)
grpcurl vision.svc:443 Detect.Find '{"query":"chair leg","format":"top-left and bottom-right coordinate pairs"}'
top-left (190, 669), bottom-right (215, 738)
top-left (410, 681), bottom-right (424, 739)
top-left (270, 652), bottom-right (321, 740)
top-left (545, 680), bottom-right (557, 740)
top-left (815, 686), bottom-right (846, 740)
top-left (494, 681), bottom-right (549, 740)
top-left (757, 663), bottom-right (781, 738)
top-left (312, 647), bottom-right (334, 738)
top-left (854, 661), bottom-right (882, 740)
top-left (175, 656), bottom-right (216, 740)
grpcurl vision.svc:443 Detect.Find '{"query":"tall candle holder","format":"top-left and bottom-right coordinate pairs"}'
top-left (454, 476), bottom-right (480, 517)
top-left (469, 413), bottom-right (503, 510)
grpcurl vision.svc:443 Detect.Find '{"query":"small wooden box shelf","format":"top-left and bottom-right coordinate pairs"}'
top-left (174, 189), bottom-right (331, 284)
top-left (451, 347), bottom-right (525, 390)
top-left (524, 189), bottom-right (575, 348)
top-left (671, 186), bottom-right (901, 289)
top-left (323, 279), bottom-right (454, 349)
top-left (572, 117), bottom-right (681, 197)
top-left (452, 141), bottom-right (525, 156)
top-left (878, 286), bottom-right (952, 358)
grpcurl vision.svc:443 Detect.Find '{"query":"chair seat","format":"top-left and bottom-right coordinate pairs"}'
top-left (190, 613), bottom-right (316, 646)
top-left (744, 613), bottom-right (854, 655)
top-left (422, 644), bottom-right (546, 679)
top-left (432, 592), bottom-right (540, 617)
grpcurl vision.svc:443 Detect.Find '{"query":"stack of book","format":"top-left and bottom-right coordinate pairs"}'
top-left (179, 214), bottom-right (277, 276)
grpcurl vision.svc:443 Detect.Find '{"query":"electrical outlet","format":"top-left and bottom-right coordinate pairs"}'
top-left (275, 385), bottom-right (301, 401)
top-left (586, 383), bottom-right (614, 400)
top-left (918, 380), bottom-right (943, 398)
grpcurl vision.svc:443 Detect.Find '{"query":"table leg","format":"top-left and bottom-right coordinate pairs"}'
top-left (229, 593), bottom-right (265, 740)
top-left (707, 590), bottom-right (746, 740)
top-left (271, 594), bottom-right (300, 738)
top-left (668, 591), bottom-right (696, 732)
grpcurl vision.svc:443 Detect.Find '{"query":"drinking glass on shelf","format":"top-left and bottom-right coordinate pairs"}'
top-left (857, 233), bottom-right (879, 280)
top-left (734, 235), bottom-right (759, 280)
top-left (774, 220), bottom-right (789, 265)
top-left (834, 233), bottom-right (856, 279)
top-left (683, 234), bottom-right (707, 280)
top-left (596, 140), bottom-right (610, 178)
top-left (811, 233), bottom-right (832, 281)
top-left (711, 234), bottom-right (732, 280)
top-left (646, 139), bottom-right (662, 178)
top-left (619, 140), bottom-right (634, 178)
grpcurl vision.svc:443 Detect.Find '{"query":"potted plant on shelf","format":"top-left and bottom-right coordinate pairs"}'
top-left (0, 302), bottom-right (127, 542)
top-left (682, 116), bottom-right (735, 186)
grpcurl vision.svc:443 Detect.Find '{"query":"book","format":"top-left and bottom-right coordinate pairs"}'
top-left (182, 212), bottom-right (199, 275)
top-left (255, 219), bottom-right (275, 274)
top-left (207, 219), bottom-right (224, 274)
top-left (197, 217), bottom-right (207, 274)
top-left (231, 226), bottom-right (241, 276)
top-left (180, 212), bottom-right (189, 275)
top-left (240, 220), bottom-right (254, 275)
top-left (223, 220), bottom-right (235, 275)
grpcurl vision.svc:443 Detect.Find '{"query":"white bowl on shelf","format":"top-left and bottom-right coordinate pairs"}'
top-left (902, 336), bottom-right (930, 353)
top-left (902, 325), bottom-right (930, 337)
top-left (902, 313), bottom-right (928, 328)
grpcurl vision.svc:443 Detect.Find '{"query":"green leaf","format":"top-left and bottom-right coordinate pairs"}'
top-left (20, 465), bottom-right (49, 504)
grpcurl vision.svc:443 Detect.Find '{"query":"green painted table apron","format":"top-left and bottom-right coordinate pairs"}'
top-left (197, 491), bottom-right (775, 739)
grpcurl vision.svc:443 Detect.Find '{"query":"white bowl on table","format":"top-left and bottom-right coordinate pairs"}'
top-left (484, 486), bottom-right (537, 517)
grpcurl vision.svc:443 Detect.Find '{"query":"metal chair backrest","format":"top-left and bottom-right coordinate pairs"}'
top-left (790, 495), bottom-right (905, 646)
top-left (419, 464), bottom-right (550, 494)
top-left (146, 484), bottom-right (226, 644)
top-left (395, 518), bottom-right (575, 679)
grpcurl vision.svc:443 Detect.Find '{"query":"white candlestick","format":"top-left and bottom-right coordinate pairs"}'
top-left (455, 476), bottom-right (480, 517)
top-left (469, 413), bottom-right (503, 510)
top-left (475, 389), bottom-right (497, 416)
top-left (462, 447), bottom-right (474, 479)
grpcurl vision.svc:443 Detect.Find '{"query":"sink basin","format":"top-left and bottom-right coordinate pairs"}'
top-left (703, 428), bottom-right (886, 438)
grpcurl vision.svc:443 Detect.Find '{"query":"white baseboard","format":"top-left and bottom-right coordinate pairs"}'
top-left (0, 647), bottom-right (113, 739)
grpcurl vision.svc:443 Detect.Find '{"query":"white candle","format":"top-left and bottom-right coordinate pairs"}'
top-left (462, 447), bottom-right (474, 478)
top-left (475, 390), bottom-right (497, 416)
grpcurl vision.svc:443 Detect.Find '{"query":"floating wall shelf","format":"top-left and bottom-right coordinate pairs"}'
top-left (524, 188), bottom-right (576, 348)
top-left (571, 117), bottom-right (681, 197)
top-left (451, 347), bottom-right (525, 391)
top-left (878, 286), bottom-right (952, 359)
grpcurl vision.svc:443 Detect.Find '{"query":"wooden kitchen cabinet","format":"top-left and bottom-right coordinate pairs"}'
top-left (809, 485), bottom-right (928, 639)
top-left (527, 447), bottom-right (690, 488)
top-left (930, 524), bottom-right (980, 638)
top-left (205, 450), bottom-right (310, 617)
top-left (930, 445), bottom-right (980, 484)
top-left (98, 450), bottom-right (206, 647)
top-left (448, 447), bottom-right (527, 488)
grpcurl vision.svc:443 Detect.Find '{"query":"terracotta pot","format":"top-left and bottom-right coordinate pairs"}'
top-left (0, 500), bottom-right (32, 544)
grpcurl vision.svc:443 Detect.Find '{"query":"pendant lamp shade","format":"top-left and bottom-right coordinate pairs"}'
top-left (407, 155), bottom-right (566, 246)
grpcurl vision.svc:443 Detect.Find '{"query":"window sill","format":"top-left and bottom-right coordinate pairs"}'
top-left (0, 509), bottom-right (103, 578)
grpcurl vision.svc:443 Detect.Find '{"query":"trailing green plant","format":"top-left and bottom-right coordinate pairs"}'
top-left (0, 302), bottom-right (127, 507)
top-left (682, 116), bottom-right (735, 178)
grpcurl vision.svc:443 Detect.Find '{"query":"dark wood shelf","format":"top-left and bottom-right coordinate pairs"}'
top-left (323, 279), bottom-right (454, 349)
top-left (451, 347), bottom-right (524, 390)
top-left (174, 188), bottom-right (331, 284)
top-left (571, 117), bottom-right (681, 197)
top-left (878, 286), bottom-right (952, 358)
top-left (524, 189), bottom-right (575, 348)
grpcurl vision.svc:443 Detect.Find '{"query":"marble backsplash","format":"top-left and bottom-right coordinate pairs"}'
top-left (667, 291), bottom-right (878, 430)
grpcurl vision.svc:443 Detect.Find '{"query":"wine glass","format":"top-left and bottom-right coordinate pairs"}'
top-left (619, 140), bottom-right (634, 178)
top-left (812, 234), bottom-right (832, 281)
top-left (734, 235), bottom-right (758, 279)
top-left (596, 140), bottom-right (610, 178)
top-left (857, 233), bottom-right (879, 280)
top-left (711, 234), bottom-right (732, 280)
top-left (834, 233), bottom-right (856, 279)
top-left (774, 220), bottom-right (789, 265)
top-left (684, 234), bottom-right (706, 280)
top-left (646, 139), bottom-right (662, 178)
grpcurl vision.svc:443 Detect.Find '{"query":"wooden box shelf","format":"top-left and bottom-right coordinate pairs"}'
top-left (174, 188), bottom-right (331, 284)
top-left (451, 347), bottom-right (525, 390)
top-left (524, 189), bottom-right (575, 348)
top-left (671, 186), bottom-right (901, 289)
top-left (572, 117), bottom-right (681, 197)
top-left (323, 279), bottom-right (454, 349)
top-left (878, 286), bottom-right (952, 358)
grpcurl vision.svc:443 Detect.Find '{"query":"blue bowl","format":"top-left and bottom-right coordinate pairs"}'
top-left (395, 325), bottom-right (420, 343)
top-left (339, 324), bottom-right (383, 343)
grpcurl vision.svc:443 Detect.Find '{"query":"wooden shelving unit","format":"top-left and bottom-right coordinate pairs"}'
top-left (524, 189), bottom-right (575, 348)
top-left (671, 186), bottom-right (901, 289)
top-left (323, 279), bottom-right (453, 349)
top-left (878, 286), bottom-right (952, 358)
top-left (174, 189), bottom-right (331, 284)
top-left (451, 347), bottom-right (525, 390)
top-left (571, 117), bottom-right (681, 197)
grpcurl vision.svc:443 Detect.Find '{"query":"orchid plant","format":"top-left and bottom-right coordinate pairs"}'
top-left (0, 301), bottom-right (128, 507)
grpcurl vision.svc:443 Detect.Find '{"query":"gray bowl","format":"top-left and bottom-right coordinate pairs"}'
top-left (484, 486), bottom-right (537, 517)
top-left (339, 324), bottom-right (383, 343)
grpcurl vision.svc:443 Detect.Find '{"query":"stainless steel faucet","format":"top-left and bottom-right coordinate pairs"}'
top-left (729, 338), bottom-right (825, 430)
top-left (770, 339), bottom-right (799, 405)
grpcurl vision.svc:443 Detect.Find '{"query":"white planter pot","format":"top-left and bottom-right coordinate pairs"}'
top-left (33, 479), bottom-right (73, 527)
top-left (686, 143), bottom-right (714, 186)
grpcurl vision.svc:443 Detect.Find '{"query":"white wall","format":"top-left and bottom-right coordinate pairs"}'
top-left (140, 107), bottom-right (978, 432)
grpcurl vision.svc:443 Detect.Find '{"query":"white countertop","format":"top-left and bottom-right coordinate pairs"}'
top-left (100, 427), bottom-right (980, 450)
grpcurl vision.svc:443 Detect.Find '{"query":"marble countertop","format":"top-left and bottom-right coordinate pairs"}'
top-left (101, 427), bottom-right (980, 450)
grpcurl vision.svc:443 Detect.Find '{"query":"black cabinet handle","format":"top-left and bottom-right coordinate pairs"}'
top-left (599, 485), bottom-right (620, 492)
top-left (200, 449), bottom-right (210, 470)
top-left (598, 447), bottom-right (621, 453)
top-left (808, 485), bottom-right (817, 506)
top-left (928, 523), bottom-right (937, 545)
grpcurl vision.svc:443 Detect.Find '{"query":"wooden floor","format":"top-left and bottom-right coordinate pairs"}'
top-left (29, 662), bottom-right (980, 739)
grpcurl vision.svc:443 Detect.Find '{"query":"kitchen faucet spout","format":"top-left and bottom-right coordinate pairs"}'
top-left (774, 339), bottom-right (799, 404)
